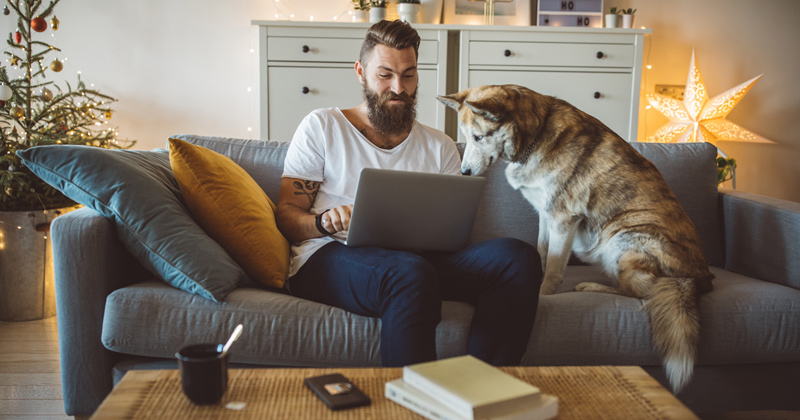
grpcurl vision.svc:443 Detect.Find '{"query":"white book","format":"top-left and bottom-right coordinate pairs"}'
top-left (402, 355), bottom-right (542, 420)
top-left (386, 379), bottom-right (558, 420)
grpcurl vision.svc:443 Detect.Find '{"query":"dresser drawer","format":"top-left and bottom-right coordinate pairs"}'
top-left (468, 41), bottom-right (634, 68)
top-left (269, 37), bottom-right (440, 65)
top-left (467, 70), bottom-right (633, 139)
top-left (268, 67), bottom-right (440, 141)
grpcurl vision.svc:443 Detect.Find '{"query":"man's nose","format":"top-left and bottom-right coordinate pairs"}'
top-left (390, 77), bottom-right (403, 94)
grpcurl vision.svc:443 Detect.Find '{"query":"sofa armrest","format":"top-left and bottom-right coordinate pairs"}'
top-left (51, 207), bottom-right (150, 416)
top-left (719, 188), bottom-right (800, 290)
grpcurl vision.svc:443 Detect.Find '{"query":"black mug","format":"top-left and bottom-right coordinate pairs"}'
top-left (175, 343), bottom-right (229, 405)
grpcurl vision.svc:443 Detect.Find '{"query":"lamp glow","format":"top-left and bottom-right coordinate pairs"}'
top-left (645, 50), bottom-right (771, 145)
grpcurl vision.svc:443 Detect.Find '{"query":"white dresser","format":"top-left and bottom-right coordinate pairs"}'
top-left (458, 27), bottom-right (647, 142)
top-left (253, 21), bottom-right (649, 142)
top-left (255, 21), bottom-right (451, 141)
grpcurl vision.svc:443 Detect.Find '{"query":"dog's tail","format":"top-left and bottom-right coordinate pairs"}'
top-left (645, 277), bottom-right (701, 394)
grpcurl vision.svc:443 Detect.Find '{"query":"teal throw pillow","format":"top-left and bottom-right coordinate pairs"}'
top-left (17, 145), bottom-right (250, 301)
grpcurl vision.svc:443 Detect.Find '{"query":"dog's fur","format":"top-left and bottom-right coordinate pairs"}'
top-left (438, 85), bottom-right (714, 393)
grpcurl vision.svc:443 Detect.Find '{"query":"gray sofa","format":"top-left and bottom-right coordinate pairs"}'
top-left (51, 134), bottom-right (800, 416)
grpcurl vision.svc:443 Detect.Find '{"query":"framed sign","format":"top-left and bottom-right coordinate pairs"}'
top-left (443, 0), bottom-right (531, 26)
top-left (537, 0), bottom-right (603, 27)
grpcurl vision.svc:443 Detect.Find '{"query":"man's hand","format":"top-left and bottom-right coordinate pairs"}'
top-left (320, 205), bottom-right (353, 234)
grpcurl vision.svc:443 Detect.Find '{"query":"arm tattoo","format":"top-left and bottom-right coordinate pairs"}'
top-left (292, 180), bottom-right (320, 205)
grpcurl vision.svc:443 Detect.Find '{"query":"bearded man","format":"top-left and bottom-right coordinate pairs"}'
top-left (276, 20), bottom-right (542, 367)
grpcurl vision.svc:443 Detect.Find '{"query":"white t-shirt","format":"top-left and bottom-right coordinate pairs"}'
top-left (282, 107), bottom-right (462, 277)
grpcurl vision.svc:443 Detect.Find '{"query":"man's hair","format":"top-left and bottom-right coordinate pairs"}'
top-left (359, 20), bottom-right (421, 66)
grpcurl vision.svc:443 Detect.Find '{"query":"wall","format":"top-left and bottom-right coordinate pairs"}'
top-left (2, 0), bottom-right (797, 202)
top-left (618, 0), bottom-right (800, 202)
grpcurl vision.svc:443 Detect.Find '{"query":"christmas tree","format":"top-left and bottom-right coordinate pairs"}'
top-left (1, 0), bottom-right (133, 211)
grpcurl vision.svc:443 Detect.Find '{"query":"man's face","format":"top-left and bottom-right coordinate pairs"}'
top-left (359, 44), bottom-right (418, 135)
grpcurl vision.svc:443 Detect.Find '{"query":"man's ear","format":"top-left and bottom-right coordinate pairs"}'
top-left (355, 60), bottom-right (365, 84)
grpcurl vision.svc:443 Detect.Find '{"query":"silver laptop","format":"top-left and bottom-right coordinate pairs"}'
top-left (345, 168), bottom-right (487, 252)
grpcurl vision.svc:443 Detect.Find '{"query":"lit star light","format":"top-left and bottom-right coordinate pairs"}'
top-left (645, 50), bottom-right (772, 145)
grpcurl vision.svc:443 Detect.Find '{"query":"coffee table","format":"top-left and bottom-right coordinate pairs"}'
top-left (89, 366), bottom-right (698, 419)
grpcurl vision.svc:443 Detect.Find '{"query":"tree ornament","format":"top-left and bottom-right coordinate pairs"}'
top-left (9, 56), bottom-right (20, 66)
top-left (40, 88), bottom-right (53, 102)
top-left (104, 109), bottom-right (113, 119)
top-left (11, 107), bottom-right (24, 118)
top-left (50, 59), bottom-right (63, 72)
top-left (0, 84), bottom-right (12, 101)
top-left (5, 187), bottom-right (13, 197)
top-left (50, 15), bottom-right (59, 30)
top-left (8, 164), bottom-right (17, 172)
top-left (3, 5), bottom-right (9, 15)
top-left (31, 17), bottom-right (47, 32)
top-left (14, 30), bottom-right (21, 44)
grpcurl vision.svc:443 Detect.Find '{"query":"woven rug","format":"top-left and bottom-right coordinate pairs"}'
top-left (126, 366), bottom-right (677, 419)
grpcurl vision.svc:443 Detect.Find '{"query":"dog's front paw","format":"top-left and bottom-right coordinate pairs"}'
top-left (574, 282), bottom-right (593, 292)
top-left (539, 281), bottom-right (558, 295)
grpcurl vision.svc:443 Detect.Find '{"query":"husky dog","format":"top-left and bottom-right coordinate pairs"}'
top-left (438, 84), bottom-right (714, 393)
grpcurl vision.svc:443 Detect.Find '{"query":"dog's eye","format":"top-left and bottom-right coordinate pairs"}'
top-left (473, 135), bottom-right (483, 142)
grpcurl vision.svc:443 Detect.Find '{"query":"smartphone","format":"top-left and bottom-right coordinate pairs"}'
top-left (304, 373), bottom-right (371, 410)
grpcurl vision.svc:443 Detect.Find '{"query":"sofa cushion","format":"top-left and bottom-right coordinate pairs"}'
top-left (17, 145), bottom-right (249, 302)
top-left (522, 266), bottom-right (800, 366)
top-left (467, 142), bottom-right (723, 267)
top-left (630, 142), bottom-right (723, 267)
top-left (101, 282), bottom-right (477, 366)
top-left (170, 134), bottom-right (289, 204)
top-left (101, 266), bottom-right (799, 367)
top-left (168, 139), bottom-right (290, 288)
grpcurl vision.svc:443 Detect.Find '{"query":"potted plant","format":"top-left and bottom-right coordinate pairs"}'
top-left (620, 8), bottom-right (636, 28)
top-left (1, 0), bottom-right (134, 321)
top-left (397, 0), bottom-right (421, 24)
top-left (604, 7), bottom-right (620, 28)
top-left (352, 0), bottom-right (369, 22)
top-left (420, 0), bottom-right (445, 24)
top-left (369, 0), bottom-right (386, 23)
top-left (717, 157), bottom-right (737, 187)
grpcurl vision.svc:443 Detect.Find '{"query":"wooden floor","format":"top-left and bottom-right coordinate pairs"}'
top-left (0, 317), bottom-right (70, 420)
top-left (1, 317), bottom-right (799, 420)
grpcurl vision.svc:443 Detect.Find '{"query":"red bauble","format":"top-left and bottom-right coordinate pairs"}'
top-left (32, 17), bottom-right (47, 32)
top-left (14, 30), bottom-right (21, 43)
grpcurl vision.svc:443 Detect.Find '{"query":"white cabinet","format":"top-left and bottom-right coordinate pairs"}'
top-left (257, 22), bottom-right (450, 141)
top-left (254, 22), bottom-right (649, 142)
top-left (459, 29), bottom-right (646, 141)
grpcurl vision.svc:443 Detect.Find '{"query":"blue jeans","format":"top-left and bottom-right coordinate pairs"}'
top-left (288, 237), bottom-right (542, 366)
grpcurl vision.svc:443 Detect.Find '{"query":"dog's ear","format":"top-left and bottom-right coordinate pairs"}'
top-left (437, 91), bottom-right (467, 110)
top-left (464, 98), bottom-right (504, 122)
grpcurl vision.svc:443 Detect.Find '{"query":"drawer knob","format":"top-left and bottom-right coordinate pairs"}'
top-left (504, 49), bottom-right (512, 57)
top-left (596, 51), bottom-right (604, 59)
top-left (302, 45), bottom-right (310, 53)
top-left (302, 87), bottom-right (310, 94)
top-left (594, 92), bottom-right (602, 99)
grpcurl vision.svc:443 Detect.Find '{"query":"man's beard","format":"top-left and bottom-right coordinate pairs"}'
top-left (363, 82), bottom-right (417, 136)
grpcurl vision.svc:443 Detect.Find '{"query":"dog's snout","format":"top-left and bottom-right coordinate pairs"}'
top-left (461, 168), bottom-right (472, 176)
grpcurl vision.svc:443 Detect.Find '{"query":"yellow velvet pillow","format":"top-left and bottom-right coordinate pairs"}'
top-left (168, 138), bottom-right (289, 288)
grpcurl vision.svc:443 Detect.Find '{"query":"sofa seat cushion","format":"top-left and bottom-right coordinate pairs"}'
top-left (101, 282), bottom-right (474, 366)
top-left (523, 266), bottom-right (800, 366)
top-left (102, 268), bottom-right (799, 367)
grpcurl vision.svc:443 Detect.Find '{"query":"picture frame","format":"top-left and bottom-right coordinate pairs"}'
top-left (442, 0), bottom-right (531, 26)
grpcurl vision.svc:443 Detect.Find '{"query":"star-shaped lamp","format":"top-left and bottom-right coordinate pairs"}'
top-left (644, 50), bottom-right (772, 145)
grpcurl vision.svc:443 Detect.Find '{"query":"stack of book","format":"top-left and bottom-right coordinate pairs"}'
top-left (385, 355), bottom-right (558, 420)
